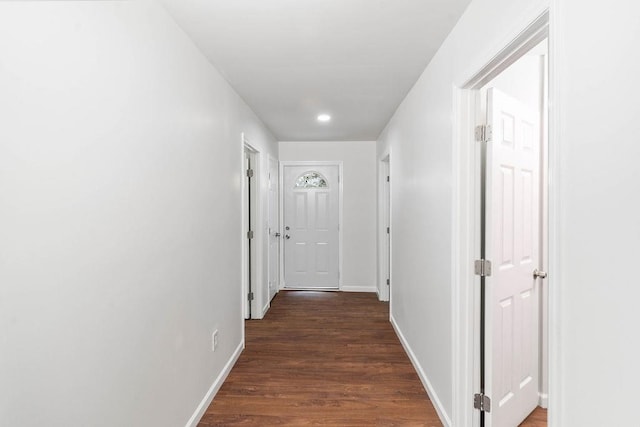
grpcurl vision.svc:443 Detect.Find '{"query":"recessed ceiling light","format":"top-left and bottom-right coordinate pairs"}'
top-left (317, 114), bottom-right (331, 122)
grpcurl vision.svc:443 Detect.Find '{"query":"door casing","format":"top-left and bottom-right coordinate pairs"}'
top-left (242, 136), bottom-right (261, 319)
top-left (377, 153), bottom-right (391, 302)
top-left (451, 11), bottom-right (555, 427)
top-left (267, 156), bottom-right (280, 302)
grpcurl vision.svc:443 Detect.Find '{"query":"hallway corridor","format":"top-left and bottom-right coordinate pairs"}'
top-left (198, 291), bottom-right (547, 426)
top-left (198, 291), bottom-right (440, 425)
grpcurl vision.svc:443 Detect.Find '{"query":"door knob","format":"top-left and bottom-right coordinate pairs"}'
top-left (533, 269), bottom-right (547, 279)
top-left (275, 232), bottom-right (281, 237)
top-left (285, 234), bottom-right (291, 239)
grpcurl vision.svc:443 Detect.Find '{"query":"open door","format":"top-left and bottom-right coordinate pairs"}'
top-left (242, 146), bottom-right (259, 319)
top-left (483, 87), bottom-right (542, 427)
top-left (378, 156), bottom-right (391, 302)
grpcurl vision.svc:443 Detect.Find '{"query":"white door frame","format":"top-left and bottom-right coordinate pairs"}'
top-left (377, 152), bottom-right (391, 302)
top-left (267, 155), bottom-right (280, 302)
top-left (451, 11), bottom-right (558, 427)
top-left (241, 134), bottom-right (262, 319)
top-left (279, 161), bottom-right (343, 290)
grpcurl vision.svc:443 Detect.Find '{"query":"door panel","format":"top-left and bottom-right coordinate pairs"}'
top-left (283, 165), bottom-right (339, 289)
top-left (315, 242), bottom-right (329, 273)
top-left (485, 88), bottom-right (540, 427)
top-left (315, 192), bottom-right (330, 230)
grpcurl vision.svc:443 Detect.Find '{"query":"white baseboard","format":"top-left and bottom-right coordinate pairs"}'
top-left (262, 301), bottom-right (270, 318)
top-left (390, 314), bottom-right (452, 427)
top-left (539, 392), bottom-right (548, 408)
top-left (340, 284), bottom-right (377, 293)
top-left (376, 285), bottom-right (389, 302)
top-left (185, 341), bottom-right (243, 427)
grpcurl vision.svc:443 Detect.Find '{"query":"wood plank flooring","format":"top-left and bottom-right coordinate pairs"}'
top-left (198, 291), bottom-right (547, 426)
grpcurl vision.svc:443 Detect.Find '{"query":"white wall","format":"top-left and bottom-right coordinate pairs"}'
top-left (378, 0), bottom-right (640, 425)
top-left (376, 0), bottom-right (549, 423)
top-left (553, 0), bottom-right (640, 425)
top-left (0, 2), bottom-right (277, 426)
top-left (279, 141), bottom-right (377, 292)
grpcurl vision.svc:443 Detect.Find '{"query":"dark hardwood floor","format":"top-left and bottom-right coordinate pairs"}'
top-left (198, 291), bottom-right (547, 426)
top-left (520, 407), bottom-right (547, 427)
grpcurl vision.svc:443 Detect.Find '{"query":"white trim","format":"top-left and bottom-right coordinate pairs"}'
top-left (387, 151), bottom-right (393, 313)
top-left (262, 301), bottom-right (271, 318)
top-left (451, 10), bottom-right (551, 427)
top-left (451, 86), bottom-right (478, 427)
top-left (279, 161), bottom-right (344, 291)
top-left (547, 1), bottom-right (562, 424)
top-left (184, 341), bottom-right (243, 427)
top-left (539, 392), bottom-right (549, 409)
top-left (390, 315), bottom-right (451, 427)
top-left (340, 285), bottom-right (377, 293)
top-left (278, 160), bottom-right (285, 290)
top-left (242, 139), bottom-right (263, 319)
top-left (267, 154), bottom-right (280, 303)
top-left (240, 134), bottom-right (246, 330)
top-left (377, 152), bottom-right (391, 302)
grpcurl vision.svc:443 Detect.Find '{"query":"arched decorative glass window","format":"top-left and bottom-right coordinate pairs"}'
top-left (294, 171), bottom-right (328, 189)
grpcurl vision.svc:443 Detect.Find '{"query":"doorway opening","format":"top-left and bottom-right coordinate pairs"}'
top-left (267, 156), bottom-right (280, 302)
top-left (242, 139), bottom-right (259, 319)
top-left (377, 154), bottom-right (391, 302)
top-left (477, 39), bottom-right (548, 427)
top-left (279, 161), bottom-right (342, 291)
top-left (453, 11), bottom-right (550, 427)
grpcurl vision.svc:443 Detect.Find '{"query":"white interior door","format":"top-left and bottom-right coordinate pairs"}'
top-left (268, 157), bottom-right (279, 301)
top-left (485, 87), bottom-right (541, 427)
top-left (283, 164), bottom-right (339, 289)
top-left (242, 150), bottom-right (251, 319)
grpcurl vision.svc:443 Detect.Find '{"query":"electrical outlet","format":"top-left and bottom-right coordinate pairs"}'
top-left (212, 330), bottom-right (219, 352)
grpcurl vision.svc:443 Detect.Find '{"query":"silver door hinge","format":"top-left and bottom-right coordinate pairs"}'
top-left (386, 278), bottom-right (390, 286)
top-left (474, 259), bottom-right (492, 277)
top-left (386, 175), bottom-right (390, 182)
top-left (248, 292), bottom-right (254, 301)
top-left (474, 393), bottom-right (491, 412)
top-left (247, 230), bottom-right (254, 239)
top-left (475, 125), bottom-right (492, 142)
top-left (247, 168), bottom-right (254, 178)
top-left (386, 227), bottom-right (390, 234)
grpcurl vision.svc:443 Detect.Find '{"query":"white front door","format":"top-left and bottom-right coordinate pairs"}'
top-left (485, 88), bottom-right (541, 427)
top-left (283, 164), bottom-right (339, 289)
top-left (268, 157), bottom-right (280, 301)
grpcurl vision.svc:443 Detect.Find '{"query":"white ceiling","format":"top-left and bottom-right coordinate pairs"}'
top-left (161, 0), bottom-right (472, 141)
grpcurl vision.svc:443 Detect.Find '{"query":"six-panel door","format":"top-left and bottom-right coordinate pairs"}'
top-left (485, 87), bottom-right (541, 427)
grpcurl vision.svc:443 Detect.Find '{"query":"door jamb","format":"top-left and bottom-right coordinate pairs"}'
top-left (267, 155), bottom-right (280, 303)
top-left (279, 161), bottom-right (344, 290)
top-left (377, 152), bottom-right (391, 302)
top-left (242, 135), bottom-right (261, 319)
top-left (451, 11), bottom-right (552, 427)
